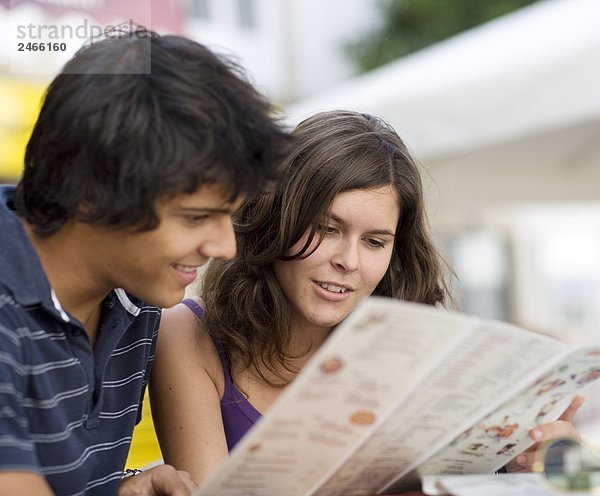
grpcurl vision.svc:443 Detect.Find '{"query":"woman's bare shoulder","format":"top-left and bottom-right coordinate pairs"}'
top-left (157, 299), bottom-right (223, 383)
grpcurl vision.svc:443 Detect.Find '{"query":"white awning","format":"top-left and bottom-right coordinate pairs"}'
top-left (285, 0), bottom-right (600, 205)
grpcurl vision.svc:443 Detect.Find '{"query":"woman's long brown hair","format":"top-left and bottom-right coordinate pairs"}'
top-left (201, 110), bottom-right (451, 387)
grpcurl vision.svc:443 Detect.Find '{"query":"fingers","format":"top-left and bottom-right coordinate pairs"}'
top-left (529, 419), bottom-right (580, 445)
top-left (505, 396), bottom-right (586, 474)
top-left (529, 394), bottom-right (585, 444)
top-left (506, 454), bottom-right (532, 473)
top-left (151, 465), bottom-right (197, 496)
top-left (176, 470), bottom-right (197, 493)
top-left (512, 449), bottom-right (542, 472)
top-left (511, 420), bottom-right (580, 472)
top-left (558, 394), bottom-right (586, 423)
top-left (118, 465), bottom-right (197, 496)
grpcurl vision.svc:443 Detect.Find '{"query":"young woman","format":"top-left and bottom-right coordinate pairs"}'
top-left (150, 110), bottom-right (583, 486)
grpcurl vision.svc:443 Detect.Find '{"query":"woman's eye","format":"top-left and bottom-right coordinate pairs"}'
top-left (319, 224), bottom-right (338, 235)
top-left (365, 238), bottom-right (385, 248)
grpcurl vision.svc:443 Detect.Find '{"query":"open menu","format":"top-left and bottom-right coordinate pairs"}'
top-left (195, 297), bottom-right (600, 496)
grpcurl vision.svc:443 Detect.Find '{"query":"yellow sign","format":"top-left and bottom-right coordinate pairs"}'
top-left (126, 396), bottom-right (163, 468)
top-left (0, 78), bottom-right (45, 181)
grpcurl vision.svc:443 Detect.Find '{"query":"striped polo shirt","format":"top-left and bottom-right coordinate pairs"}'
top-left (0, 185), bottom-right (161, 495)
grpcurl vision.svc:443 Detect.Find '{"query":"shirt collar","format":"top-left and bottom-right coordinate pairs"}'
top-left (0, 185), bottom-right (53, 309)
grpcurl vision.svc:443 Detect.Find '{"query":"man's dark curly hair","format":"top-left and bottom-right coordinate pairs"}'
top-left (15, 29), bottom-right (291, 236)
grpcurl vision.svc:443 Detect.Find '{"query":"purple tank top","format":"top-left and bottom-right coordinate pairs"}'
top-left (181, 299), bottom-right (262, 451)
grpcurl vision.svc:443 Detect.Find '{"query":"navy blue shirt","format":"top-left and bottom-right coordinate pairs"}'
top-left (0, 185), bottom-right (161, 495)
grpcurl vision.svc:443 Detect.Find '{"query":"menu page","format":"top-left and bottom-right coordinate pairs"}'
top-left (313, 321), bottom-right (566, 496)
top-left (196, 299), bottom-right (472, 496)
top-left (418, 346), bottom-right (600, 480)
top-left (194, 298), bottom-right (585, 496)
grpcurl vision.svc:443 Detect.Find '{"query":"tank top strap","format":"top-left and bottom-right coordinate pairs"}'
top-left (180, 298), bottom-right (204, 319)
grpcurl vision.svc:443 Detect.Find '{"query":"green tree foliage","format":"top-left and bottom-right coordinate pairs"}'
top-left (348, 0), bottom-right (541, 72)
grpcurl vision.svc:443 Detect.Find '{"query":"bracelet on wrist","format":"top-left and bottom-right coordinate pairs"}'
top-left (122, 468), bottom-right (143, 479)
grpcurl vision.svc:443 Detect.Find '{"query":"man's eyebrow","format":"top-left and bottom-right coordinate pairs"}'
top-left (329, 213), bottom-right (396, 237)
top-left (178, 206), bottom-right (234, 214)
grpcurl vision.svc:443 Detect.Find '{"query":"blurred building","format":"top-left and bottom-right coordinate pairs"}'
top-left (182, 0), bottom-right (379, 103)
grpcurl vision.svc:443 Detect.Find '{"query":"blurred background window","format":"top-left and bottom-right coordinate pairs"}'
top-left (443, 228), bottom-right (510, 321)
top-left (189, 0), bottom-right (210, 20)
top-left (236, 0), bottom-right (255, 29)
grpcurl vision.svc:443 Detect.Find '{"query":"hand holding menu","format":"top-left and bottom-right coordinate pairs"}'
top-left (195, 297), bottom-right (600, 496)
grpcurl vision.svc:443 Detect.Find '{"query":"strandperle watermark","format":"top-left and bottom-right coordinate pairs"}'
top-left (16, 18), bottom-right (147, 42)
top-left (10, 16), bottom-right (151, 75)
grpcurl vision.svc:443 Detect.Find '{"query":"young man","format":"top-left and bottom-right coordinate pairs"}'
top-left (0, 30), bottom-right (290, 495)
